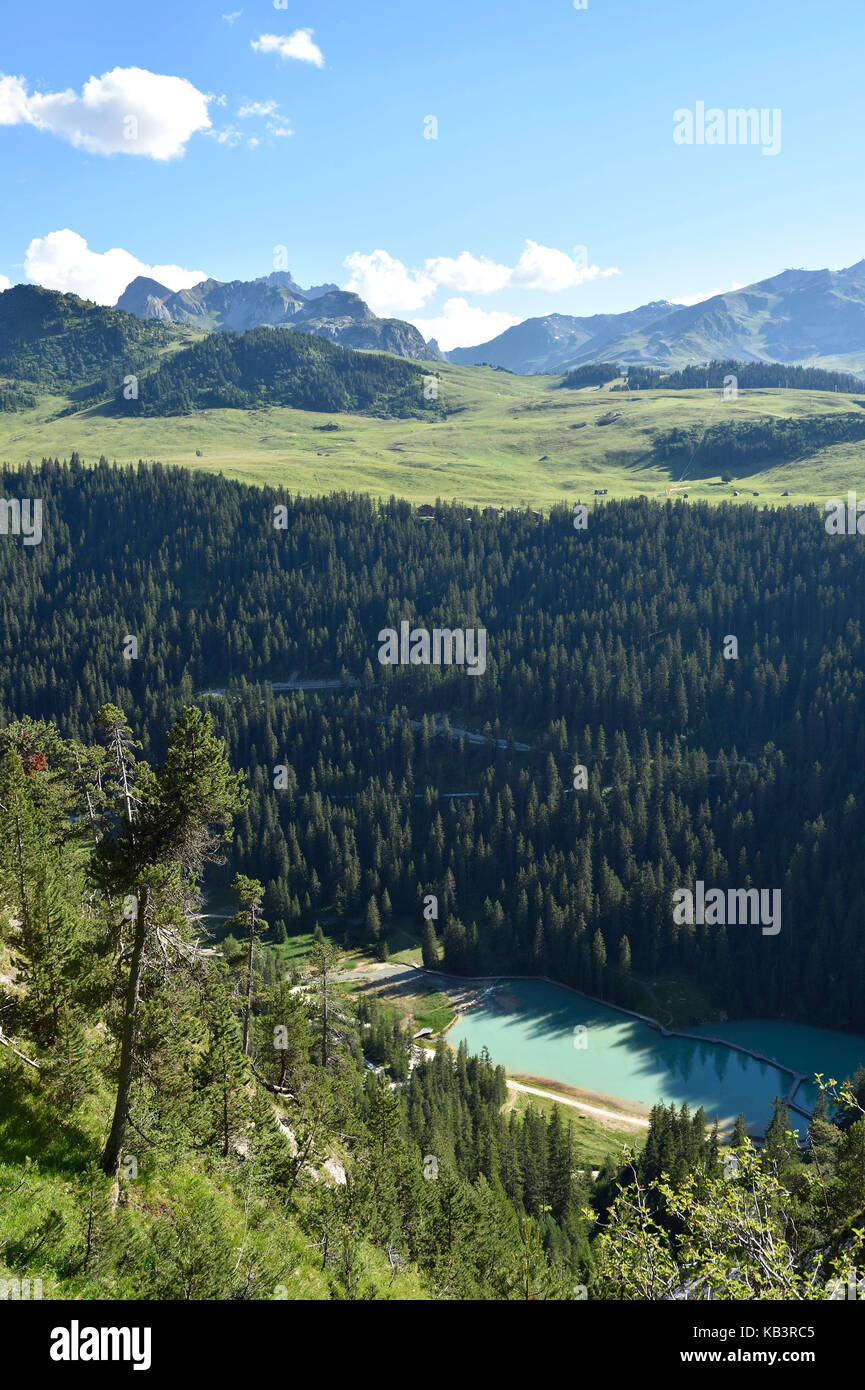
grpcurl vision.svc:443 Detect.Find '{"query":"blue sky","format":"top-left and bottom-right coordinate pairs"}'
top-left (1, 0), bottom-right (864, 348)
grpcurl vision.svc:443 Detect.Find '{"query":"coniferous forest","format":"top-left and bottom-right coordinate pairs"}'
top-left (2, 456), bottom-right (865, 1302)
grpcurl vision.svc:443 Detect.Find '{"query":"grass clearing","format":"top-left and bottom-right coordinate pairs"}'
top-left (1, 368), bottom-right (861, 506)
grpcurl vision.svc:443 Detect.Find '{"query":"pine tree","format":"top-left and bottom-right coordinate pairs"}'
top-left (227, 873), bottom-right (267, 1054)
top-left (421, 922), bottom-right (439, 969)
top-left (97, 705), bottom-right (246, 1178)
top-left (364, 895), bottom-right (381, 943)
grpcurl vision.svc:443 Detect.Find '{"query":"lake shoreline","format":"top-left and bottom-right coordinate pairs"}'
top-left (430, 970), bottom-right (852, 1130)
top-left (506, 1072), bottom-right (654, 1121)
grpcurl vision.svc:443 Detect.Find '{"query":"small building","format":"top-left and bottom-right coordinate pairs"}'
top-left (594, 488), bottom-right (608, 496)
top-left (416, 503), bottom-right (436, 518)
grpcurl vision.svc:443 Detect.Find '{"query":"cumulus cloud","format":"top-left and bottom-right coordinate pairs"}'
top-left (344, 241), bottom-right (620, 318)
top-left (510, 241), bottom-right (620, 291)
top-left (24, 229), bottom-right (206, 306)
top-left (422, 251), bottom-right (511, 296)
top-left (238, 100), bottom-right (277, 118)
top-left (251, 30), bottom-right (325, 67)
top-left (410, 299), bottom-right (521, 352)
top-left (344, 249), bottom-right (436, 316)
top-left (0, 67), bottom-right (211, 160)
top-left (674, 281), bottom-right (745, 307)
top-left (0, 274), bottom-right (11, 292)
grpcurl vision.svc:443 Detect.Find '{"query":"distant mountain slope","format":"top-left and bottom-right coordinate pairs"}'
top-left (447, 302), bottom-right (677, 373)
top-left (0, 284), bottom-right (187, 395)
top-left (107, 324), bottom-right (444, 419)
top-left (601, 262), bottom-right (865, 370)
top-left (448, 260), bottom-right (865, 374)
top-left (116, 269), bottom-right (441, 361)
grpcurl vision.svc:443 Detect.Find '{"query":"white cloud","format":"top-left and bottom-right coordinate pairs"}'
top-left (0, 75), bottom-right (30, 124)
top-left (238, 100), bottom-right (277, 118)
top-left (0, 274), bottom-right (11, 292)
top-left (267, 121), bottom-right (293, 138)
top-left (0, 67), bottom-right (211, 160)
top-left (222, 10), bottom-right (242, 23)
top-left (344, 249), bottom-right (436, 316)
top-left (674, 280), bottom-right (745, 307)
top-left (24, 229), bottom-right (206, 306)
top-left (410, 298), bottom-right (521, 352)
top-left (251, 30), bottom-right (325, 67)
top-left (247, 137), bottom-right (260, 149)
top-left (509, 241), bottom-right (620, 291)
top-left (422, 251), bottom-right (511, 296)
top-left (425, 244), bottom-right (620, 294)
top-left (207, 126), bottom-right (242, 147)
top-left (343, 241), bottom-right (620, 317)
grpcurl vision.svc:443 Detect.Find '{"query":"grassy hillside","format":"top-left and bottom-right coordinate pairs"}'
top-left (2, 363), bottom-right (864, 505)
top-left (0, 1075), bottom-right (427, 1300)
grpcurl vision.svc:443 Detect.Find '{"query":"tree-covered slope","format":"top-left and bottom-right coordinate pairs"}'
top-left (0, 285), bottom-right (188, 396)
top-left (2, 459), bottom-right (865, 1029)
top-left (2, 460), bottom-right (865, 1303)
top-left (107, 325), bottom-right (443, 418)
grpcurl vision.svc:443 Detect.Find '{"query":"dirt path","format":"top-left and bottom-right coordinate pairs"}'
top-left (506, 1079), bottom-right (650, 1130)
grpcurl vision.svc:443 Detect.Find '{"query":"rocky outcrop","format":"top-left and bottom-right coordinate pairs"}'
top-left (115, 271), bottom-right (441, 361)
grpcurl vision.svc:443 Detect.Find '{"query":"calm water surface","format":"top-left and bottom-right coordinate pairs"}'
top-left (446, 980), bottom-right (865, 1130)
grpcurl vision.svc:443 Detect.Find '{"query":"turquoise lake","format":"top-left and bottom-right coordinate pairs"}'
top-left (446, 980), bottom-right (865, 1132)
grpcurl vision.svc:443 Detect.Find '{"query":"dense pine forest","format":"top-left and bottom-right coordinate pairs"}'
top-left (2, 456), bottom-right (865, 1301)
top-left (615, 359), bottom-right (865, 393)
top-left (652, 411), bottom-right (865, 472)
top-left (1, 458), bottom-right (865, 1025)
top-left (109, 326), bottom-right (443, 419)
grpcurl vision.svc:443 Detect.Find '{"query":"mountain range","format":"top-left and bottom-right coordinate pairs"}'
top-left (5, 257), bottom-right (865, 404)
top-left (115, 269), bottom-right (440, 360)
top-left (447, 261), bottom-right (865, 375)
